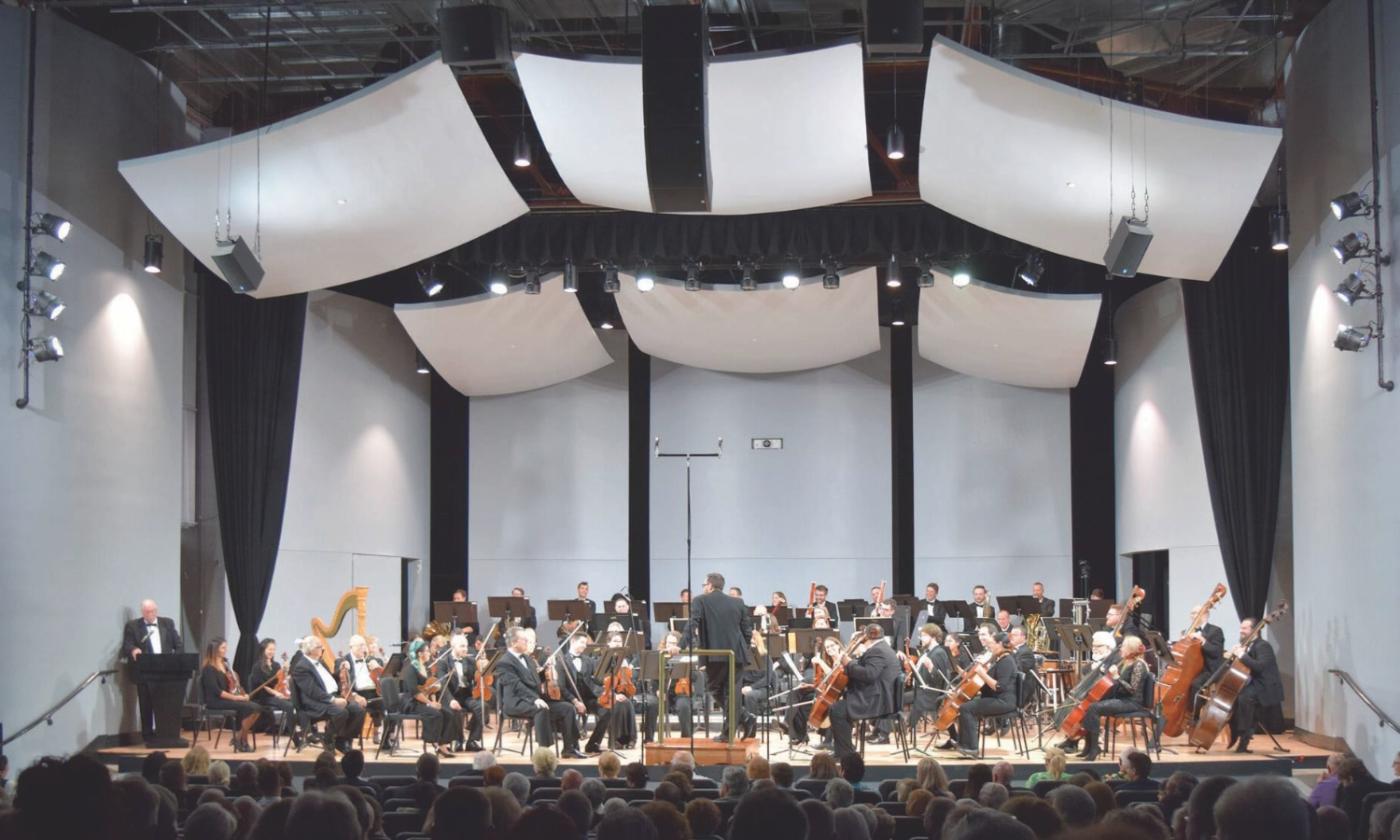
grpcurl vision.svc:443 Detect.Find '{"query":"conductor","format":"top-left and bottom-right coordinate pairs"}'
top-left (685, 572), bottom-right (752, 741)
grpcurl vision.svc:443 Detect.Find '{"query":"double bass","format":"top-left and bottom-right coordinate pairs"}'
top-left (1155, 583), bottom-right (1227, 737)
top-left (1189, 601), bottom-right (1289, 750)
top-left (1057, 586), bottom-right (1146, 740)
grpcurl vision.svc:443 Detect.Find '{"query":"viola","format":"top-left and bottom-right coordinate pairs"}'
top-left (1189, 601), bottom-right (1289, 750)
top-left (543, 658), bottom-right (562, 701)
top-left (1156, 583), bottom-right (1227, 737)
top-left (600, 661), bottom-right (636, 709)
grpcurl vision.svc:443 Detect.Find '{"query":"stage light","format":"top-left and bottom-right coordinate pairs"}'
top-left (1332, 232), bottom-right (1371, 264)
top-left (523, 267), bottom-right (541, 295)
top-left (600, 320), bottom-right (615, 330)
top-left (29, 251), bottom-right (65, 281)
top-left (415, 351), bottom-right (431, 374)
top-left (1269, 208), bottom-right (1290, 252)
top-left (30, 212), bottom-right (71, 241)
top-left (603, 267), bottom-right (620, 294)
top-left (886, 122), bottom-right (905, 160)
top-left (563, 259), bottom-right (578, 293)
top-left (488, 269), bottom-right (509, 295)
top-left (1330, 192), bottom-right (1373, 221)
top-left (952, 269), bottom-right (971, 287)
top-left (685, 263), bottom-right (701, 292)
top-left (886, 254), bottom-right (902, 288)
top-left (636, 265), bottom-right (655, 292)
top-left (1335, 323), bottom-right (1375, 352)
top-left (1017, 251), bottom-right (1044, 287)
top-left (28, 335), bottom-right (63, 362)
top-left (27, 290), bottom-right (64, 320)
top-left (781, 261), bottom-right (800, 289)
top-left (1334, 271), bottom-right (1376, 305)
top-left (891, 319), bottom-right (905, 327)
top-left (741, 265), bottom-right (756, 291)
top-left (1103, 337), bottom-right (1118, 366)
top-left (140, 234), bottom-right (164, 274)
top-left (513, 131), bottom-right (531, 168)
top-left (917, 264), bottom-right (934, 288)
top-left (417, 267), bottom-right (444, 297)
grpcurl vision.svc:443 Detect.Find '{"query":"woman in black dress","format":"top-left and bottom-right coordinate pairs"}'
top-left (199, 637), bottom-right (261, 752)
top-left (402, 640), bottom-right (459, 758)
top-left (247, 638), bottom-right (294, 737)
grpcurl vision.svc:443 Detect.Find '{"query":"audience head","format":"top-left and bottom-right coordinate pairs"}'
top-left (483, 765), bottom-right (506, 787)
top-left (1370, 799), bottom-right (1400, 840)
top-left (331, 785), bottom-right (373, 838)
top-left (581, 777), bottom-right (607, 809)
top-left (1212, 776), bottom-right (1309, 840)
top-left (906, 789), bottom-right (935, 817)
top-left (916, 757), bottom-right (951, 794)
top-left (141, 751), bottom-right (168, 784)
top-left (922, 797), bottom-right (958, 840)
top-left (964, 764), bottom-right (993, 802)
top-left (561, 768), bottom-right (584, 791)
top-left (340, 749), bottom-right (364, 780)
top-left (826, 777), bottom-right (855, 808)
top-left (748, 755), bottom-right (772, 781)
top-left (532, 746), bottom-right (559, 777)
top-left (1047, 783), bottom-right (1098, 829)
top-left (597, 807), bottom-right (661, 840)
top-left (686, 797), bottom-right (723, 838)
top-left (159, 759), bottom-right (186, 794)
top-left (182, 745), bottom-right (212, 778)
top-left (470, 750), bottom-right (497, 772)
top-left (429, 785), bottom-right (491, 840)
top-left (207, 760), bottom-right (231, 788)
top-left (772, 761), bottom-right (794, 788)
top-left (978, 782), bottom-right (1009, 809)
top-left (110, 776), bottom-right (160, 840)
top-left (1184, 776), bottom-right (1236, 840)
top-left (1041, 747), bottom-right (1068, 780)
top-left (626, 761), bottom-right (650, 789)
top-left (832, 806), bottom-right (872, 840)
top-left (640, 801), bottom-right (691, 840)
top-left (233, 761), bottom-right (257, 794)
top-left (1314, 805), bottom-right (1350, 840)
top-left (1125, 750), bottom-right (1153, 781)
top-left (1085, 781), bottom-right (1117, 817)
top-left (653, 780), bottom-right (685, 810)
top-left (1102, 805), bottom-right (1170, 840)
top-left (312, 750), bottom-right (340, 786)
top-left (483, 787), bottom-right (523, 836)
top-left (945, 808), bottom-right (1035, 840)
top-left (509, 804), bottom-right (579, 840)
top-left (249, 797), bottom-right (292, 840)
top-left (663, 771), bottom-right (694, 799)
top-left (801, 798), bottom-right (837, 840)
top-left (283, 790), bottom-right (360, 840)
top-left (670, 751), bottom-right (697, 779)
top-left (502, 771), bottom-right (530, 805)
top-left (599, 751), bottom-right (622, 779)
top-left (992, 761), bottom-right (1014, 786)
top-left (558, 790), bottom-right (595, 835)
top-left (839, 753), bottom-right (866, 783)
top-left (810, 752), bottom-right (838, 780)
top-left (722, 765), bottom-right (751, 799)
top-left (1000, 796), bottom-right (1065, 840)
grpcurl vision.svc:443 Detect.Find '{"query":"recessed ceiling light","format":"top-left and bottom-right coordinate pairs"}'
top-left (335, 198), bottom-right (348, 206)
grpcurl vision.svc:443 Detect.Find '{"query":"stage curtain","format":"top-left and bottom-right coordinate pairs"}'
top-left (202, 269), bottom-right (308, 675)
top-left (1181, 211), bottom-right (1289, 622)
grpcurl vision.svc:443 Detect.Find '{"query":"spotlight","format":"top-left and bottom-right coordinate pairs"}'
top-left (886, 122), bottom-right (905, 160)
top-left (524, 268), bottom-right (541, 295)
top-left (563, 259), bottom-right (578, 293)
top-left (603, 267), bottom-right (620, 294)
top-left (1330, 192), bottom-right (1373, 221)
top-left (891, 319), bottom-right (905, 327)
top-left (1103, 337), bottom-right (1118, 366)
top-left (417, 267), bottom-right (444, 297)
top-left (1334, 323), bottom-right (1375, 352)
top-left (917, 264), bottom-right (934, 288)
top-left (781, 261), bottom-right (800, 290)
top-left (415, 351), bottom-right (431, 374)
top-left (31, 212), bottom-right (72, 241)
top-left (27, 290), bottom-right (65, 320)
top-left (886, 254), bottom-right (901, 288)
top-left (1269, 208), bottom-right (1290, 252)
top-left (740, 265), bottom-right (756, 291)
top-left (635, 266), bottom-right (655, 292)
top-left (513, 131), bottom-right (531, 168)
top-left (685, 263), bottom-right (701, 292)
top-left (29, 251), bottom-right (65, 281)
top-left (142, 234), bottom-right (164, 274)
top-left (488, 270), bottom-right (509, 295)
top-left (952, 269), bottom-right (971, 287)
top-left (1331, 232), bottom-right (1371, 264)
top-left (28, 335), bottom-right (63, 362)
top-left (1334, 271), bottom-right (1376, 305)
top-left (1017, 252), bottom-right (1044, 287)
top-left (600, 320), bottom-right (615, 330)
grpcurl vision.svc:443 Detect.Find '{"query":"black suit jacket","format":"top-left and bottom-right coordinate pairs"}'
top-left (1198, 624), bottom-right (1226, 673)
top-left (913, 601), bottom-right (946, 630)
top-left (1031, 597), bottom-right (1056, 617)
top-left (495, 651), bottom-right (546, 716)
top-left (291, 655), bottom-right (340, 716)
top-left (122, 617), bottom-right (182, 664)
top-left (686, 591), bottom-right (752, 667)
top-left (843, 642), bottom-right (902, 719)
top-left (1239, 639), bottom-right (1284, 705)
top-left (970, 601), bottom-right (996, 622)
top-left (1012, 644), bottom-right (1037, 674)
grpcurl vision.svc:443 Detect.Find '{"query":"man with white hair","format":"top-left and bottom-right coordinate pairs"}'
top-left (292, 636), bottom-right (367, 753)
top-left (121, 599), bottom-right (184, 744)
top-left (472, 751), bottom-right (498, 772)
top-left (340, 635), bottom-right (383, 736)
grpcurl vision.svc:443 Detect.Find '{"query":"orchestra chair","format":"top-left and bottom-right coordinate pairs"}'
top-left (856, 675), bottom-right (911, 761)
top-left (491, 705), bottom-right (538, 758)
top-left (1103, 672), bottom-right (1161, 759)
top-left (281, 678), bottom-right (329, 757)
top-left (376, 677), bottom-right (430, 759)
top-left (190, 701), bottom-right (239, 751)
top-left (977, 672), bottom-right (1032, 759)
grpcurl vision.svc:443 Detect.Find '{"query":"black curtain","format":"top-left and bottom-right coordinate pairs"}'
top-left (202, 270), bottom-right (308, 675)
top-left (1181, 210), bottom-right (1289, 622)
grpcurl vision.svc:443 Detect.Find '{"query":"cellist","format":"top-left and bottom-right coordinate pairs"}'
top-left (953, 631), bottom-right (1019, 757)
top-left (826, 623), bottom-right (902, 759)
top-left (1222, 617), bottom-right (1283, 753)
top-left (1054, 631), bottom-right (1117, 753)
top-left (1075, 636), bottom-right (1150, 760)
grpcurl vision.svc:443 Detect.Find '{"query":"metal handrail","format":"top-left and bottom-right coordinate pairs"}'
top-left (1328, 669), bottom-right (1400, 734)
top-left (0, 669), bottom-right (119, 748)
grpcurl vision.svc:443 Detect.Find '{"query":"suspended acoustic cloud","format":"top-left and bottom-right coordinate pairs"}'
top-left (917, 275), bottom-right (1102, 389)
top-left (917, 36), bottom-right (1280, 282)
top-left (394, 274), bottom-right (613, 397)
top-left (120, 56), bottom-right (527, 298)
top-left (614, 267), bottom-right (880, 374)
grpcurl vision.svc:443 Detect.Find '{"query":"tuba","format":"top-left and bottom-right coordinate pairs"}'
top-left (1024, 612), bottom-right (1052, 653)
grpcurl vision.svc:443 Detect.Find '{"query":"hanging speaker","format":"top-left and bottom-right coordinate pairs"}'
top-left (865, 0), bottom-right (924, 55)
top-left (1104, 217), bottom-right (1154, 278)
top-left (440, 5), bottom-right (512, 67)
top-left (642, 3), bottom-right (710, 213)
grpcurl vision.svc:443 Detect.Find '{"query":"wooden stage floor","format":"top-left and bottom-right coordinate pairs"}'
top-left (93, 723), bottom-right (1329, 782)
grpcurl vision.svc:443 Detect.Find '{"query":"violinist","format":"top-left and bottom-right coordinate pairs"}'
top-left (249, 638), bottom-right (294, 739)
top-left (953, 631), bottom-right (1019, 757)
top-left (438, 634), bottom-right (484, 752)
top-left (559, 633), bottom-right (612, 755)
top-left (644, 632), bottom-right (695, 740)
top-left (907, 624), bottom-right (946, 736)
top-left (199, 637), bottom-right (262, 752)
top-left (340, 635), bottom-right (383, 733)
top-left (402, 640), bottom-right (459, 758)
top-left (495, 626), bottom-right (583, 758)
top-left (292, 637), bottom-right (367, 754)
top-left (1075, 636), bottom-right (1150, 760)
top-left (827, 624), bottom-right (902, 759)
top-left (601, 631), bottom-right (640, 749)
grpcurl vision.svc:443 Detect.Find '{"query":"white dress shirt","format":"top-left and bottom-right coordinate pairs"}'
top-left (146, 622), bottom-right (163, 654)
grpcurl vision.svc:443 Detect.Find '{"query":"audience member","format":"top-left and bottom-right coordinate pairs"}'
top-left (581, 777), bottom-right (607, 811)
top-left (772, 761), bottom-right (795, 789)
top-left (509, 805), bottom-right (579, 840)
top-left (1213, 776), bottom-right (1309, 840)
top-left (159, 759), bottom-right (188, 799)
top-left (305, 750), bottom-right (341, 791)
top-left (597, 807), bottom-right (661, 840)
top-left (332, 785), bottom-right (374, 838)
top-left (1312, 754), bottom-right (1347, 809)
top-left (964, 763), bottom-right (993, 802)
top-left (801, 797), bottom-right (837, 840)
top-left (655, 780), bottom-right (686, 810)
top-left (626, 762), bottom-right (650, 789)
top-left (532, 746), bottom-right (559, 778)
top-left (721, 766), bottom-right (751, 801)
top-left (1102, 805), bottom-right (1170, 840)
top-left (1027, 748), bottom-right (1068, 787)
top-left (110, 776), bottom-right (161, 840)
top-left (483, 765), bottom-right (506, 787)
top-left (1368, 798), bottom-right (1400, 840)
top-left (255, 761), bottom-right (281, 806)
top-left (182, 745), bottom-right (212, 779)
top-left (686, 796), bottom-right (723, 839)
top-left (917, 757), bottom-right (952, 796)
top-left (1183, 776), bottom-right (1237, 840)
top-left (670, 752), bottom-right (697, 780)
top-left (1084, 781), bottom-right (1118, 818)
top-left (907, 788), bottom-right (935, 817)
top-left (832, 805), bottom-right (873, 840)
top-left (1119, 751), bottom-right (1161, 792)
top-left (483, 786), bottom-right (523, 836)
top-left (207, 760), bottom-right (231, 788)
top-left (1339, 757), bottom-right (1393, 836)
top-left (426, 786), bottom-right (490, 840)
top-left (1000, 796), bottom-right (1066, 839)
top-left (810, 752), bottom-right (839, 780)
top-left (839, 754), bottom-right (866, 786)
top-left (748, 756), bottom-right (772, 781)
top-left (598, 751), bottom-right (622, 780)
top-left (921, 796), bottom-right (957, 840)
top-left (1047, 783), bottom-right (1098, 829)
top-left (826, 777), bottom-right (855, 808)
top-left (249, 798), bottom-right (292, 840)
top-left (472, 751), bottom-right (498, 772)
top-left (385, 753), bottom-right (444, 811)
top-left (1156, 771), bottom-right (1198, 824)
top-left (1315, 805), bottom-right (1352, 840)
top-left (979, 782), bottom-right (1009, 808)
top-left (640, 800), bottom-right (692, 840)
top-left (502, 772), bottom-right (530, 806)
top-left (663, 771), bottom-right (694, 799)
top-left (869, 806), bottom-right (895, 840)
top-left (559, 789), bottom-right (596, 836)
top-left (283, 790), bottom-right (361, 840)
top-left (945, 808), bottom-right (1035, 840)
top-left (993, 761), bottom-right (1015, 787)
top-left (561, 768), bottom-right (584, 791)
top-left (141, 751), bottom-right (168, 785)
top-left (231, 761), bottom-right (258, 797)
top-left (228, 796), bottom-right (261, 837)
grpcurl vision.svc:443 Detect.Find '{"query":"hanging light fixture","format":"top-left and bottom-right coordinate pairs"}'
top-left (563, 258), bottom-right (579, 293)
top-left (886, 67), bottom-right (905, 160)
top-left (30, 212), bottom-right (71, 241)
top-left (28, 335), bottom-right (63, 363)
top-left (1334, 323), bottom-right (1376, 352)
top-left (417, 266), bottom-right (444, 297)
top-left (603, 266), bottom-right (620, 294)
top-left (1269, 208), bottom-right (1290, 252)
top-left (524, 267), bottom-right (541, 295)
top-left (26, 290), bottom-right (65, 321)
top-left (886, 254), bottom-right (902, 288)
top-left (635, 264), bottom-right (655, 292)
top-left (740, 264), bottom-right (756, 291)
top-left (684, 261), bottom-right (701, 292)
top-left (142, 234), bottom-right (164, 274)
top-left (29, 251), bottom-right (65, 281)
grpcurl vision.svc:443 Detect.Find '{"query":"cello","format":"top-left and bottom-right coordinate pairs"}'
top-left (932, 650), bottom-right (996, 732)
top-left (808, 622), bottom-right (880, 730)
top-left (1056, 586), bottom-right (1146, 740)
top-left (1155, 583), bottom-right (1227, 737)
top-left (1189, 601), bottom-right (1289, 750)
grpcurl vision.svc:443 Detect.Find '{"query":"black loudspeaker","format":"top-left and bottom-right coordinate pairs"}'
top-left (865, 0), bottom-right (925, 55)
top-left (1104, 216), bottom-right (1155, 278)
top-left (440, 5), bottom-right (511, 67)
top-left (643, 3), bottom-right (710, 213)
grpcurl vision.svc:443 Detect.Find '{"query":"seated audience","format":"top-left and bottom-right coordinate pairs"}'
top-left (979, 782), bottom-right (1009, 809)
top-left (532, 746), bottom-right (559, 779)
top-left (1183, 776), bottom-right (1237, 840)
top-left (182, 745), bottom-right (212, 779)
top-left (721, 766), bottom-right (751, 801)
top-left (425, 787), bottom-right (490, 840)
top-left (993, 761), bottom-right (1015, 787)
top-left (1315, 805), bottom-right (1352, 840)
top-left (1027, 748), bottom-right (1068, 787)
top-left (686, 797), bottom-right (723, 839)
top-left (964, 763), bottom-right (993, 802)
top-left (1047, 783), bottom-right (1099, 830)
top-left (1118, 750), bottom-right (1162, 792)
top-left (809, 752), bottom-right (839, 780)
top-left (729, 788), bottom-right (808, 840)
top-left (207, 760), bottom-right (231, 789)
top-left (1214, 776), bottom-right (1309, 840)
top-left (1000, 796), bottom-right (1066, 839)
top-left (598, 751), bottom-right (622, 780)
top-left (825, 778), bottom-right (855, 808)
top-left (502, 772), bottom-right (530, 806)
top-left (1311, 754), bottom-right (1346, 809)
top-left (626, 762), bottom-right (650, 789)
top-left (1156, 771), bottom-right (1198, 824)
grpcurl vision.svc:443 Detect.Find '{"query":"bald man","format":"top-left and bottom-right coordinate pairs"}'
top-left (122, 599), bottom-right (183, 743)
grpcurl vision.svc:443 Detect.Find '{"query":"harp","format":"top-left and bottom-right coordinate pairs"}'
top-left (311, 587), bottom-right (369, 669)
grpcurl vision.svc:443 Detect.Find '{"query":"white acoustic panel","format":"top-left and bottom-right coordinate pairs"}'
top-left (515, 53), bottom-right (653, 213)
top-left (395, 275), bottom-right (614, 396)
top-left (918, 36), bottom-right (1280, 281)
top-left (119, 56), bottom-right (527, 298)
top-left (917, 277), bottom-right (1102, 389)
top-left (616, 268), bottom-right (880, 373)
top-left (707, 42), bottom-right (872, 214)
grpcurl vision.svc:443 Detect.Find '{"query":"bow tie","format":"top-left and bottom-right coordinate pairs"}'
top-left (145, 623), bottom-right (157, 628)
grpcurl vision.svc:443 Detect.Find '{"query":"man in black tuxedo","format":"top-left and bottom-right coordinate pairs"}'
top-left (291, 638), bottom-right (366, 753)
top-left (1030, 582), bottom-right (1056, 617)
top-left (559, 633), bottom-right (611, 755)
top-left (509, 587), bottom-right (538, 630)
top-left (827, 624), bottom-right (902, 758)
top-left (495, 626), bottom-right (583, 756)
top-left (1226, 618), bottom-right (1283, 753)
top-left (913, 583), bottom-right (947, 630)
top-left (121, 599), bottom-right (183, 743)
top-left (685, 572), bottom-right (752, 741)
top-left (1186, 603), bottom-right (1226, 710)
top-left (970, 585), bottom-right (996, 622)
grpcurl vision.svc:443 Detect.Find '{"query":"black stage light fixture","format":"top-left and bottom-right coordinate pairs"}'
top-left (1103, 336), bottom-right (1118, 366)
top-left (917, 261), bottom-right (935, 288)
top-left (143, 234), bottom-right (164, 274)
top-left (823, 269), bottom-right (840, 290)
top-left (781, 260), bottom-right (800, 290)
top-left (28, 335), bottom-right (63, 362)
top-left (29, 251), bottom-right (65, 281)
top-left (1331, 232), bottom-right (1371, 264)
top-left (1334, 271), bottom-right (1376, 305)
top-left (1330, 191), bottom-right (1373, 221)
top-left (31, 212), bottom-right (72, 241)
top-left (886, 123), bottom-right (906, 161)
top-left (1017, 251), bottom-right (1044, 287)
top-left (524, 267), bottom-right (541, 295)
top-left (951, 267), bottom-right (971, 287)
top-left (603, 266), bottom-right (620, 294)
top-left (1269, 208), bottom-right (1290, 252)
top-left (417, 266), bottom-right (444, 297)
top-left (488, 268), bottom-right (509, 295)
top-left (685, 262), bottom-right (701, 291)
top-left (636, 264), bottom-right (655, 292)
top-left (1335, 323), bottom-right (1376, 352)
top-left (415, 351), bottom-right (431, 374)
top-left (563, 258), bottom-right (578, 293)
top-left (885, 254), bottom-right (902, 288)
top-left (513, 131), bottom-right (532, 168)
top-left (600, 320), bottom-right (615, 330)
top-left (740, 265), bottom-right (756, 291)
top-left (27, 290), bottom-right (65, 321)
top-left (439, 4), bottom-right (512, 67)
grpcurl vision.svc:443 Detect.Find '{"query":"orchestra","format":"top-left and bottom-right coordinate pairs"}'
top-left (126, 576), bottom-right (1292, 763)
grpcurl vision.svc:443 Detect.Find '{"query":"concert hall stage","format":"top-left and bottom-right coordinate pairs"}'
top-left (92, 728), bottom-right (1329, 783)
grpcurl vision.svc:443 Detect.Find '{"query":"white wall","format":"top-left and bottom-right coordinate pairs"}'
top-left (219, 290), bottom-right (432, 656)
top-left (1285, 0), bottom-right (1400, 772)
top-left (1114, 280), bottom-right (1241, 635)
top-left (0, 10), bottom-right (190, 767)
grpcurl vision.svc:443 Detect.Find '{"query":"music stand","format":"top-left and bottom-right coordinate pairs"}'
top-left (1088, 599), bottom-right (1112, 618)
top-left (854, 617), bottom-right (896, 640)
top-left (839, 598), bottom-right (870, 621)
top-left (961, 632), bottom-right (985, 656)
top-left (487, 596), bottom-right (530, 626)
top-left (433, 601), bottom-right (478, 632)
top-left (890, 594), bottom-right (919, 608)
top-left (380, 653), bottom-right (405, 679)
top-left (547, 599), bottom-right (589, 628)
top-left (787, 628), bottom-right (840, 656)
top-left (1058, 598), bottom-right (1077, 619)
top-left (653, 602), bottom-right (689, 624)
top-left (1143, 630), bottom-right (1173, 662)
top-left (771, 606), bottom-right (793, 628)
top-left (997, 595), bottom-right (1027, 617)
top-left (942, 601), bottom-right (979, 633)
top-left (787, 616), bottom-right (814, 630)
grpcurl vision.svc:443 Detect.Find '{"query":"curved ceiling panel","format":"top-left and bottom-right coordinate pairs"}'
top-left (917, 276), bottom-right (1102, 389)
top-left (119, 56), bottom-right (527, 298)
top-left (515, 53), bottom-right (653, 213)
top-left (615, 267), bottom-right (880, 373)
top-left (918, 36), bottom-right (1280, 281)
top-left (707, 42), bottom-right (872, 214)
top-left (395, 275), bottom-right (614, 396)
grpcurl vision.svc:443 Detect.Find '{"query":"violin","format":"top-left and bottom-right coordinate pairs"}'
top-left (542, 656), bottom-right (563, 701)
top-left (600, 661), bottom-right (636, 709)
top-left (901, 638), bottom-right (916, 688)
top-left (222, 658), bottom-right (246, 696)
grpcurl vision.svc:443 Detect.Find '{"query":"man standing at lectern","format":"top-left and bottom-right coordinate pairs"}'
top-left (685, 572), bottom-right (752, 742)
top-left (122, 599), bottom-right (183, 744)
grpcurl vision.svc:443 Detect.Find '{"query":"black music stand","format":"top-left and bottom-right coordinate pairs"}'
top-left (890, 594), bottom-right (919, 608)
top-left (487, 596), bottom-right (530, 627)
top-left (137, 653), bottom-right (198, 747)
top-left (1143, 630), bottom-right (1174, 663)
top-left (653, 602), bottom-right (689, 635)
top-left (433, 601), bottom-right (479, 634)
top-left (548, 599), bottom-right (590, 637)
top-left (962, 632), bottom-right (986, 657)
top-left (839, 598), bottom-right (870, 622)
top-left (788, 628), bottom-right (840, 657)
top-left (1088, 599), bottom-right (1112, 618)
top-left (854, 617), bottom-right (896, 640)
top-left (787, 616), bottom-right (814, 630)
top-left (942, 601), bottom-right (979, 633)
top-left (770, 606), bottom-right (793, 628)
top-left (1058, 598), bottom-right (1078, 619)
